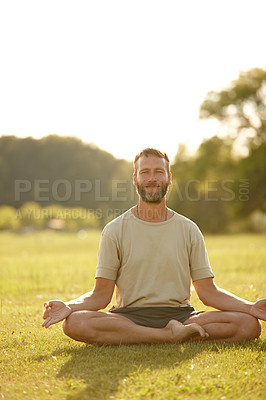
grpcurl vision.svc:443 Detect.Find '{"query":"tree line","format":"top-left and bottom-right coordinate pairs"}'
top-left (0, 67), bottom-right (265, 232)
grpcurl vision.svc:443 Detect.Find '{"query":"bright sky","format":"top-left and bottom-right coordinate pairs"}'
top-left (0, 0), bottom-right (265, 162)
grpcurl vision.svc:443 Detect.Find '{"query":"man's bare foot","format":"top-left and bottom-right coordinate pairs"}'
top-left (166, 320), bottom-right (208, 342)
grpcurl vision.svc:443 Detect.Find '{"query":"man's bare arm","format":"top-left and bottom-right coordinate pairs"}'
top-left (193, 277), bottom-right (266, 320)
top-left (42, 278), bottom-right (115, 328)
top-left (66, 278), bottom-right (115, 311)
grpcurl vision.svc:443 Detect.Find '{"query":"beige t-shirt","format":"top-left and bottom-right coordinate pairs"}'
top-left (95, 208), bottom-right (214, 308)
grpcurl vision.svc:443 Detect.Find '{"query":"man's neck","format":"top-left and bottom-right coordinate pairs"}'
top-left (134, 200), bottom-right (170, 222)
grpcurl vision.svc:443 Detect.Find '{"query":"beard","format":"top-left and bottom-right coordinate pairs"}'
top-left (136, 181), bottom-right (169, 203)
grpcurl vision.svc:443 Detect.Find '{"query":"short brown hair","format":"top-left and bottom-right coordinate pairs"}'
top-left (134, 148), bottom-right (170, 176)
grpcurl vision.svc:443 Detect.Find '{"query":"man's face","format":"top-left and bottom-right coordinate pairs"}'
top-left (134, 155), bottom-right (171, 203)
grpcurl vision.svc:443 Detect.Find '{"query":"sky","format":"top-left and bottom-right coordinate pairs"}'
top-left (0, 0), bottom-right (265, 162)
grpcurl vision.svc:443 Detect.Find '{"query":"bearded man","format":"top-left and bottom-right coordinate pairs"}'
top-left (42, 148), bottom-right (265, 344)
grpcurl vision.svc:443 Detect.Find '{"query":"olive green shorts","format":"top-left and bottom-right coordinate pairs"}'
top-left (109, 306), bottom-right (203, 328)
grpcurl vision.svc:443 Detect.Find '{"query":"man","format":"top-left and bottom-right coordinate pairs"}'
top-left (42, 148), bottom-right (265, 344)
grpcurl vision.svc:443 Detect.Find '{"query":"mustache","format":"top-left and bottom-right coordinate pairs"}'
top-left (144, 183), bottom-right (161, 187)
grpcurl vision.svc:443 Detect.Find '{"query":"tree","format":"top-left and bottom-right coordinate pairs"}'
top-left (168, 138), bottom-right (236, 233)
top-left (199, 68), bottom-right (266, 221)
top-left (200, 68), bottom-right (266, 150)
top-left (235, 141), bottom-right (266, 216)
top-left (0, 135), bottom-right (134, 226)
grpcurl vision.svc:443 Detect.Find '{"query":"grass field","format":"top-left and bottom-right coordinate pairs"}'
top-left (0, 231), bottom-right (265, 400)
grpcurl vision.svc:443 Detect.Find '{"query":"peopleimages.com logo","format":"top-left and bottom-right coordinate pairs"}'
top-left (14, 178), bottom-right (249, 202)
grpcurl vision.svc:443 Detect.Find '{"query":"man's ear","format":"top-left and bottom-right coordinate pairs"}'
top-left (168, 172), bottom-right (172, 185)
top-left (133, 173), bottom-right (137, 187)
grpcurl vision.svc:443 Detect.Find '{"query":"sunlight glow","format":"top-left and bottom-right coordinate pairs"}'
top-left (0, 0), bottom-right (265, 162)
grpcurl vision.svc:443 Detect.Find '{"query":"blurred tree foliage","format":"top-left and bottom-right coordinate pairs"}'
top-left (168, 68), bottom-right (266, 232)
top-left (0, 135), bottom-right (136, 226)
top-left (199, 67), bottom-right (266, 148)
top-left (167, 138), bottom-right (237, 233)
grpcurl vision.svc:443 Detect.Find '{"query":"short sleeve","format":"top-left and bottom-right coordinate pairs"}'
top-left (95, 232), bottom-right (120, 280)
top-left (189, 230), bottom-right (214, 281)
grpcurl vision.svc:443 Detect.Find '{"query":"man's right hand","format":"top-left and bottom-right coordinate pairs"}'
top-left (42, 300), bottom-right (72, 328)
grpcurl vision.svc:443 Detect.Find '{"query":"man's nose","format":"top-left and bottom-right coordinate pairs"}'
top-left (148, 172), bottom-right (157, 181)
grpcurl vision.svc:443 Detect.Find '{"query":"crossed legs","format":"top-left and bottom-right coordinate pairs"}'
top-left (62, 309), bottom-right (261, 345)
top-left (62, 310), bottom-right (207, 345)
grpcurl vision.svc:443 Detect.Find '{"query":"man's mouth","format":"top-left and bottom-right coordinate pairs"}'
top-left (144, 183), bottom-right (160, 188)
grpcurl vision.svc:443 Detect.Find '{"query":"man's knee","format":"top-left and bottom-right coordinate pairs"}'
top-left (238, 313), bottom-right (261, 340)
top-left (62, 312), bottom-right (77, 337)
top-left (62, 310), bottom-right (99, 343)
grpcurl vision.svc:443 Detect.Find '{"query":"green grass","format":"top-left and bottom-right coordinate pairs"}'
top-left (0, 231), bottom-right (265, 400)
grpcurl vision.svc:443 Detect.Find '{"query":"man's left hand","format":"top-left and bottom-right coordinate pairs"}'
top-left (250, 298), bottom-right (266, 321)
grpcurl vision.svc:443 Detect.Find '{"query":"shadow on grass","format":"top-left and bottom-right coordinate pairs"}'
top-left (54, 339), bottom-right (265, 400)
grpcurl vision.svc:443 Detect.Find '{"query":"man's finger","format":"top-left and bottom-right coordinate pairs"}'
top-left (42, 319), bottom-right (48, 328)
top-left (42, 317), bottom-right (52, 328)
